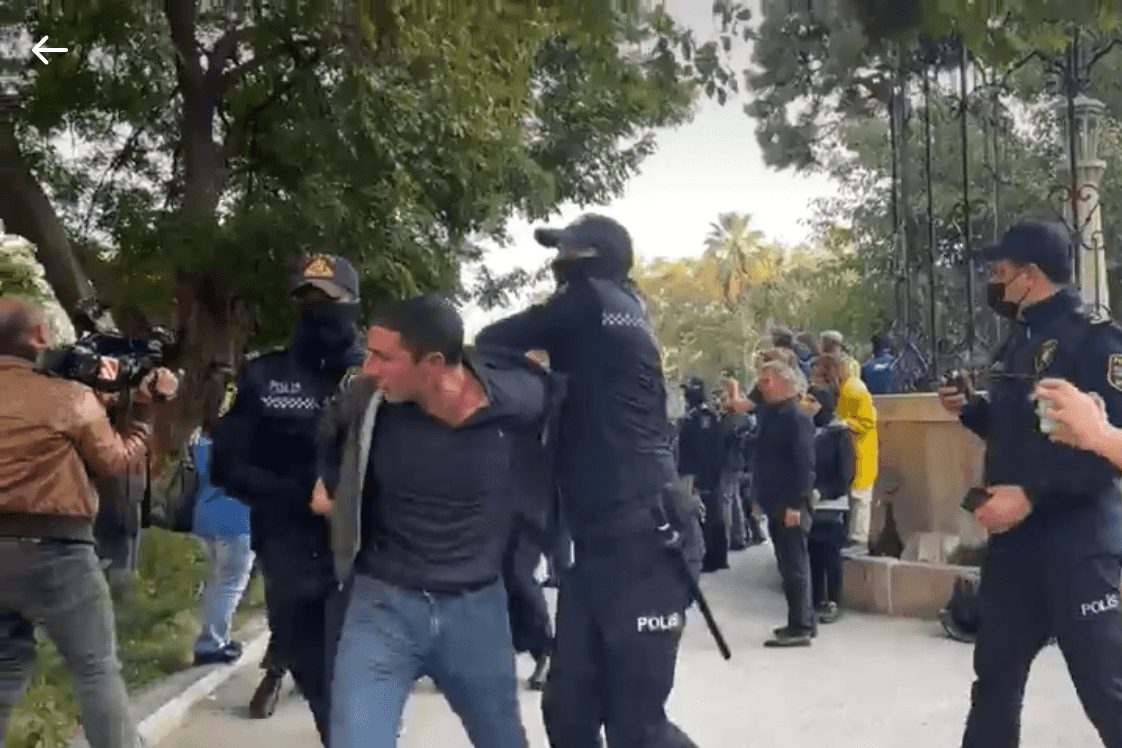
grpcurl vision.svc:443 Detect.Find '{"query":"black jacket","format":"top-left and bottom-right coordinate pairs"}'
top-left (476, 276), bottom-right (676, 540)
top-left (676, 402), bottom-right (725, 490)
top-left (752, 398), bottom-right (816, 517)
top-left (211, 346), bottom-right (352, 559)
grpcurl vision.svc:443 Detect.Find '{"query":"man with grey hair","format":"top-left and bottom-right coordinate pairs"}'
top-left (752, 359), bottom-right (817, 647)
top-left (819, 330), bottom-right (860, 381)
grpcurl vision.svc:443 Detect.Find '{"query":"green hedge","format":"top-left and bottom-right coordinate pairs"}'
top-left (4, 529), bottom-right (264, 748)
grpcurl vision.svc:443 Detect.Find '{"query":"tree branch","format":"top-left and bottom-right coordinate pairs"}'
top-left (207, 25), bottom-right (255, 90)
top-left (220, 44), bottom-right (322, 163)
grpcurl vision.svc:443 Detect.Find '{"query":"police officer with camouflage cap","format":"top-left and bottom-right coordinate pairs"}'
top-left (477, 214), bottom-right (701, 748)
top-left (211, 254), bottom-right (365, 742)
top-left (936, 219), bottom-right (1122, 747)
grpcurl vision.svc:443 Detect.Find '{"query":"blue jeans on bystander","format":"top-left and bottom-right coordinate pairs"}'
top-left (193, 534), bottom-right (254, 656)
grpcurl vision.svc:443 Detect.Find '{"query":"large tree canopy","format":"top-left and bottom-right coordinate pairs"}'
top-left (0, 0), bottom-right (750, 454)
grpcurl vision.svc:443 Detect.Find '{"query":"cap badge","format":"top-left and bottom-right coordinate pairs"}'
top-left (303, 255), bottom-right (334, 278)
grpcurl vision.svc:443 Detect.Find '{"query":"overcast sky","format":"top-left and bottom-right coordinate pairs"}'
top-left (461, 0), bottom-right (837, 335)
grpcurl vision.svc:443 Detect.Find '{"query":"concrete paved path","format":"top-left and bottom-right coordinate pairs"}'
top-left (159, 544), bottom-right (1100, 747)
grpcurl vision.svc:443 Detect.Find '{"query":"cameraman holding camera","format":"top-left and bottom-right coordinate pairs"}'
top-left (0, 296), bottom-right (178, 748)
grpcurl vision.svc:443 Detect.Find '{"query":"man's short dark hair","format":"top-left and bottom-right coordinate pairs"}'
top-left (369, 294), bottom-right (464, 365)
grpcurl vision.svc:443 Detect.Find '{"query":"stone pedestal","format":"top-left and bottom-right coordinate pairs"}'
top-left (841, 392), bottom-right (987, 619)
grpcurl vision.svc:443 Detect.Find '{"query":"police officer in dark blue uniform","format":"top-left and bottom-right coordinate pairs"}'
top-left (476, 214), bottom-right (699, 748)
top-left (936, 220), bottom-right (1122, 747)
top-left (211, 254), bottom-right (365, 744)
top-left (677, 378), bottom-right (728, 572)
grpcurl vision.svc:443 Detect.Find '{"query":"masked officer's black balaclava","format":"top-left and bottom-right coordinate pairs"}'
top-left (290, 256), bottom-right (366, 370)
top-left (807, 385), bottom-right (837, 428)
top-left (683, 379), bottom-right (706, 408)
top-left (537, 214), bottom-right (634, 286)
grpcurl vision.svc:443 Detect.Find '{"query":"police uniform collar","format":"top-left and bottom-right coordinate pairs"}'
top-left (1019, 287), bottom-right (1079, 326)
top-left (461, 348), bottom-right (493, 400)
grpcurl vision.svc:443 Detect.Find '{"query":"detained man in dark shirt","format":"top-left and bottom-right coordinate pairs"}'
top-left (320, 295), bottom-right (554, 748)
top-left (753, 360), bottom-right (817, 647)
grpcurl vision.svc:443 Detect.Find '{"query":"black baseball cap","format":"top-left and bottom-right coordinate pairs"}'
top-left (977, 220), bottom-right (1073, 283)
top-left (290, 254), bottom-right (360, 302)
top-left (534, 214), bottom-right (634, 275)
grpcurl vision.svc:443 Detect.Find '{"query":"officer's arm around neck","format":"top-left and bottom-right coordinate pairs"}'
top-left (475, 283), bottom-right (594, 353)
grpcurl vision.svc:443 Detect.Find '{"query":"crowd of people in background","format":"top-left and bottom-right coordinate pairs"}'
top-left (673, 326), bottom-right (882, 646)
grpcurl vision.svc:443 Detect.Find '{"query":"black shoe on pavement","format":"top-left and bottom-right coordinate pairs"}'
top-left (772, 625), bottom-right (817, 639)
top-left (818, 602), bottom-right (842, 624)
top-left (764, 629), bottom-right (813, 647)
top-left (527, 654), bottom-right (549, 691)
top-left (193, 641), bottom-right (243, 667)
top-left (249, 670), bottom-right (284, 719)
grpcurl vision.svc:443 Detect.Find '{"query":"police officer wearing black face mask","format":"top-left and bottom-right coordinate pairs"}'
top-left (677, 378), bottom-right (729, 573)
top-left (936, 220), bottom-right (1122, 748)
top-left (476, 215), bottom-right (700, 748)
top-left (210, 254), bottom-right (365, 743)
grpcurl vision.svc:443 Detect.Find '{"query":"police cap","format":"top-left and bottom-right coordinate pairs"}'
top-left (290, 254), bottom-right (360, 303)
top-left (533, 214), bottom-right (634, 275)
top-left (977, 220), bottom-right (1073, 283)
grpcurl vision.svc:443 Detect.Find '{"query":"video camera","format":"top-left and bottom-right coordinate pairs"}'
top-left (40, 299), bottom-right (180, 393)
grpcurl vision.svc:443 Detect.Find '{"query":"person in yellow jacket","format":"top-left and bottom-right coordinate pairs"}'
top-left (810, 353), bottom-right (878, 548)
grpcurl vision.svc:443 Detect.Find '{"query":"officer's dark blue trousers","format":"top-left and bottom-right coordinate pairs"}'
top-left (962, 537), bottom-right (1122, 748)
top-left (698, 485), bottom-right (728, 573)
top-left (259, 541), bottom-right (336, 746)
top-left (504, 525), bottom-right (554, 658)
top-left (542, 530), bottom-right (697, 748)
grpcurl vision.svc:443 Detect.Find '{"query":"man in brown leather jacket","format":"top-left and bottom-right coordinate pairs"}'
top-left (0, 296), bottom-right (178, 748)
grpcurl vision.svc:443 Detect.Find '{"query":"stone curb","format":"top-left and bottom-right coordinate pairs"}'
top-left (68, 616), bottom-right (270, 748)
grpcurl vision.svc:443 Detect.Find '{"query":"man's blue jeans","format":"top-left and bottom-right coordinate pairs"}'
top-left (193, 535), bottom-right (255, 656)
top-left (330, 574), bottom-right (526, 748)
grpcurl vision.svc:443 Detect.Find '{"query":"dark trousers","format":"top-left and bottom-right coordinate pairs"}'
top-left (726, 473), bottom-right (747, 548)
top-left (738, 477), bottom-right (766, 543)
top-left (0, 540), bottom-right (140, 748)
top-left (504, 526), bottom-right (554, 658)
top-left (542, 532), bottom-right (697, 748)
top-left (962, 544), bottom-right (1122, 748)
top-left (807, 520), bottom-right (846, 606)
top-left (767, 517), bottom-right (815, 634)
top-left (699, 487), bottom-right (728, 573)
top-left (259, 543), bottom-right (334, 746)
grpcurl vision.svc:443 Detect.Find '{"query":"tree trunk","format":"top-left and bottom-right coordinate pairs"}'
top-left (150, 270), bottom-right (256, 478)
top-left (0, 118), bottom-right (96, 314)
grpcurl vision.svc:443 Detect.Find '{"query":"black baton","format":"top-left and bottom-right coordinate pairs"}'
top-left (652, 505), bottom-right (732, 660)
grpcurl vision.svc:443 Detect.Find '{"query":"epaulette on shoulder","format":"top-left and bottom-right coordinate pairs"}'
top-left (244, 346), bottom-right (286, 364)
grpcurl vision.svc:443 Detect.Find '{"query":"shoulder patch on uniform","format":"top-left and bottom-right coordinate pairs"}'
top-left (217, 379), bottom-right (237, 417)
top-left (1108, 354), bottom-right (1122, 392)
top-left (1035, 339), bottom-right (1058, 373)
top-left (244, 346), bottom-right (286, 363)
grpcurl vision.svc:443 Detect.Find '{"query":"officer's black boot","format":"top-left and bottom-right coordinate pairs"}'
top-left (528, 652), bottom-right (549, 690)
top-left (249, 668), bottom-right (284, 719)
